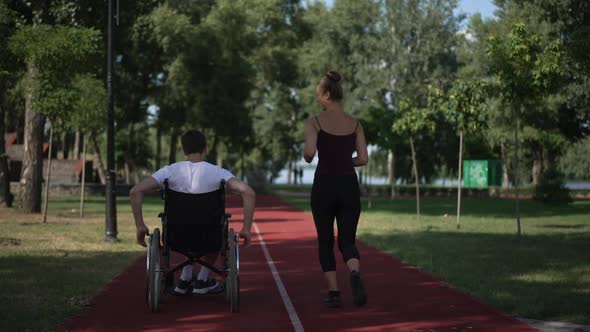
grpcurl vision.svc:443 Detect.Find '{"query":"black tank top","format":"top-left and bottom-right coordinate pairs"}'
top-left (315, 116), bottom-right (358, 176)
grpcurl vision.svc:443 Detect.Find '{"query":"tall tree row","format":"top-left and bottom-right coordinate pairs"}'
top-left (2, 0), bottom-right (589, 215)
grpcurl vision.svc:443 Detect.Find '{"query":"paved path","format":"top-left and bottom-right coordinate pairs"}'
top-left (57, 196), bottom-right (537, 332)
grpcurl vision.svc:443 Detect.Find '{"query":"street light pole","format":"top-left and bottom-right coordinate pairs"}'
top-left (105, 0), bottom-right (118, 241)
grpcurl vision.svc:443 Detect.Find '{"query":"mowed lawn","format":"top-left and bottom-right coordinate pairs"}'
top-left (0, 194), bottom-right (165, 332)
top-left (282, 196), bottom-right (590, 324)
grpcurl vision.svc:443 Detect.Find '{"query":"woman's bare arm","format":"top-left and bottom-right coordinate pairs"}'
top-left (304, 117), bottom-right (319, 163)
top-left (352, 121), bottom-right (368, 167)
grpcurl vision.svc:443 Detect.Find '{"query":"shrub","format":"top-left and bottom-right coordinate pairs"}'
top-left (533, 168), bottom-right (572, 205)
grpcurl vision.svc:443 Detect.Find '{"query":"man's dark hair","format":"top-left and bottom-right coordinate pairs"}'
top-left (181, 130), bottom-right (207, 154)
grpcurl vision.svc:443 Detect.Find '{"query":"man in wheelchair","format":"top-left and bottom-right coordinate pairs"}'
top-left (130, 129), bottom-right (255, 296)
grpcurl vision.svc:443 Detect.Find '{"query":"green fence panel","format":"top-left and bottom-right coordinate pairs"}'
top-left (463, 160), bottom-right (503, 188)
top-left (488, 160), bottom-right (503, 186)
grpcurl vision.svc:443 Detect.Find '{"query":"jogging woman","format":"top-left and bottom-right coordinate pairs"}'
top-left (304, 71), bottom-right (368, 308)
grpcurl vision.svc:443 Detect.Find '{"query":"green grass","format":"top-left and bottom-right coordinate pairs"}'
top-left (282, 196), bottom-right (590, 324)
top-left (0, 195), bottom-right (164, 332)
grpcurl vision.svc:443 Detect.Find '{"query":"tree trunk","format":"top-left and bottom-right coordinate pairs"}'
top-left (42, 125), bottom-right (54, 223)
top-left (409, 137), bottom-right (420, 220)
top-left (0, 97), bottom-right (12, 207)
top-left (124, 123), bottom-right (133, 185)
top-left (532, 146), bottom-right (543, 185)
top-left (19, 63), bottom-right (45, 213)
top-left (216, 153), bottom-right (223, 168)
top-left (91, 134), bottom-right (106, 185)
top-left (169, 130), bottom-right (178, 164)
top-left (133, 169), bottom-right (140, 185)
top-left (155, 124), bottom-right (162, 170)
top-left (532, 159), bottom-right (542, 185)
top-left (124, 162), bottom-right (130, 185)
top-left (367, 151), bottom-right (372, 209)
top-left (287, 160), bottom-right (293, 185)
top-left (80, 134), bottom-right (86, 217)
top-left (501, 141), bottom-right (509, 188)
top-left (61, 131), bottom-right (68, 160)
top-left (73, 130), bottom-right (80, 160)
top-left (514, 104), bottom-right (522, 238)
top-left (240, 145), bottom-right (245, 180)
top-left (457, 129), bottom-right (464, 229)
top-left (388, 149), bottom-right (395, 199)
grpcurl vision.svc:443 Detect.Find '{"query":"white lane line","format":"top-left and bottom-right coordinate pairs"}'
top-left (253, 222), bottom-right (304, 332)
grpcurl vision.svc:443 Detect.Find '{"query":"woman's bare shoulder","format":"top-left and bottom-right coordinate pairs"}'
top-left (306, 115), bottom-right (319, 124)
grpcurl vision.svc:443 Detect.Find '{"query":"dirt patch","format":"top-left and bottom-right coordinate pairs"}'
top-left (19, 222), bottom-right (40, 226)
top-left (0, 237), bottom-right (21, 246)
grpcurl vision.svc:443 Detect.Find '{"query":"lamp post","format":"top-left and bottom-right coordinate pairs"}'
top-left (105, 0), bottom-right (118, 241)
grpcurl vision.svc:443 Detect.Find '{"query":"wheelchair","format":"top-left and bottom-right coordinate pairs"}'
top-left (146, 179), bottom-right (240, 313)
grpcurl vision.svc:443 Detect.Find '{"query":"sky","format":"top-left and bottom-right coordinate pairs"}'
top-left (456, 0), bottom-right (497, 19)
top-left (319, 0), bottom-right (498, 20)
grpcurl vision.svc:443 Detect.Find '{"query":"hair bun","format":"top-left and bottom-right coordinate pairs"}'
top-left (326, 71), bottom-right (342, 83)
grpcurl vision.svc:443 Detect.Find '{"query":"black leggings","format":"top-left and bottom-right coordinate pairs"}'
top-left (311, 174), bottom-right (361, 272)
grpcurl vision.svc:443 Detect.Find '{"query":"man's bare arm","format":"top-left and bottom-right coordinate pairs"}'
top-left (226, 177), bottom-right (256, 247)
top-left (129, 177), bottom-right (161, 247)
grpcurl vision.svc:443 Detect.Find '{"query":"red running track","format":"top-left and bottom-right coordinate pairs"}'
top-left (57, 195), bottom-right (537, 332)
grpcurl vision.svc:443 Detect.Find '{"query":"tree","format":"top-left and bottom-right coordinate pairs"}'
top-left (486, 22), bottom-right (563, 236)
top-left (516, 0), bottom-right (590, 75)
top-left (445, 80), bottom-right (488, 228)
top-left (130, 3), bottom-right (193, 168)
top-left (70, 75), bottom-right (106, 217)
top-left (392, 98), bottom-right (436, 220)
top-left (0, 0), bottom-right (18, 208)
top-left (9, 24), bottom-right (100, 214)
top-left (559, 136), bottom-right (590, 180)
top-left (242, 0), bottom-right (311, 182)
top-left (381, 0), bottom-right (463, 193)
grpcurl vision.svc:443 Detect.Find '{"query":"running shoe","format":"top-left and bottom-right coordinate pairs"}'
top-left (192, 279), bottom-right (221, 295)
top-left (350, 271), bottom-right (367, 306)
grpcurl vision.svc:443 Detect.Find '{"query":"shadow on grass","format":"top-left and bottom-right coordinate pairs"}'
top-left (0, 250), bottom-right (142, 332)
top-left (538, 224), bottom-right (587, 229)
top-left (359, 230), bottom-right (590, 324)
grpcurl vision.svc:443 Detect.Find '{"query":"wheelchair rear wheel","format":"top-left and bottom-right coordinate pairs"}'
top-left (147, 228), bottom-right (162, 312)
top-left (228, 228), bottom-right (240, 313)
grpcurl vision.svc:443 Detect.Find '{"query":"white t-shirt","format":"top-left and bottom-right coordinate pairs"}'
top-left (151, 161), bottom-right (235, 194)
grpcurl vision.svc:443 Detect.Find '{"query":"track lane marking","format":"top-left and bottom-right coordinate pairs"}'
top-left (253, 222), bottom-right (304, 332)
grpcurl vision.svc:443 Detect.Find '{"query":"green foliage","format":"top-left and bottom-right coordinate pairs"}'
top-left (392, 104), bottom-right (433, 137)
top-left (0, 0), bottom-right (22, 99)
top-left (383, 0), bottom-right (463, 104)
top-left (9, 25), bottom-right (100, 73)
top-left (9, 24), bottom-right (101, 122)
top-left (446, 80), bottom-right (489, 133)
top-left (70, 75), bottom-right (106, 134)
top-left (2, 0), bottom-right (589, 187)
top-left (517, 0), bottom-right (590, 74)
top-left (559, 136), bottom-right (590, 180)
top-left (533, 168), bottom-right (572, 205)
top-left (380, 0), bottom-right (464, 180)
top-left (486, 23), bottom-right (563, 102)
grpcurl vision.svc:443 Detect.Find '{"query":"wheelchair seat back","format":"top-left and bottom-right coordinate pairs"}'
top-left (164, 184), bottom-right (225, 255)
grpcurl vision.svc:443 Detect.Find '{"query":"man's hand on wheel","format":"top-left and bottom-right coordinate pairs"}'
top-left (238, 229), bottom-right (252, 247)
top-left (136, 224), bottom-right (150, 247)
